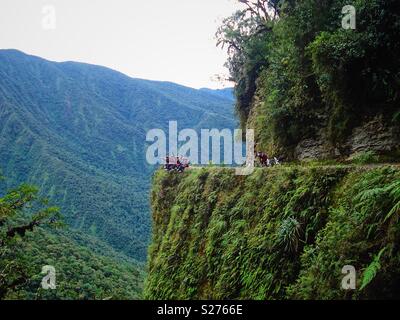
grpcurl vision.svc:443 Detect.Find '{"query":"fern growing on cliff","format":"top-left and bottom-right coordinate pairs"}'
top-left (384, 180), bottom-right (400, 222)
top-left (360, 247), bottom-right (387, 291)
top-left (352, 168), bottom-right (400, 224)
top-left (147, 166), bottom-right (400, 300)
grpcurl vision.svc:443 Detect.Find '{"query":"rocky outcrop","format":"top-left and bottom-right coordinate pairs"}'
top-left (346, 116), bottom-right (400, 155)
top-left (294, 116), bottom-right (400, 161)
top-left (294, 134), bottom-right (332, 161)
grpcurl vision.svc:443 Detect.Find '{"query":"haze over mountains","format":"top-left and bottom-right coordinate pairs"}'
top-left (0, 49), bottom-right (236, 262)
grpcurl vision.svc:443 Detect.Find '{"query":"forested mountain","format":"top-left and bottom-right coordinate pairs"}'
top-left (0, 180), bottom-right (144, 299)
top-left (3, 228), bottom-right (145, 300)
top-left (0, 49), bottom-right (236, 262)
top-left (6, 0), bottom-right (400, 301)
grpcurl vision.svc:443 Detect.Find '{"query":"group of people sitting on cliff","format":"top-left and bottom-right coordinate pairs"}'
top-left (164, 156), bottom-right (190, 173)
top-left (255, 151), bottom-right (281, 167)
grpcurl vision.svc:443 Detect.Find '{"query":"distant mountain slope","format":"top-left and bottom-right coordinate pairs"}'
top-left (199, 88), bottom-right (234, 101)
top-left (0, 49), bottom-right (236, 261)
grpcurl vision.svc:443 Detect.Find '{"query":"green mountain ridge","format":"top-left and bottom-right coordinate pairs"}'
top-left (0, 49), bottom-right (236, 262)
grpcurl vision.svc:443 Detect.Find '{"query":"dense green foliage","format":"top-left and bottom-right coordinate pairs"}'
top-left (0, 178), bottom-right (144, 300)
top-left (146, 165), bottom-right (400, 299)
top-left (0, 49), bottom-right (236, 261)
top-left (1, 180), bottom-right (61, 299)
top-left (4, 229), bottom-right (144, 300)
top-left (218, 0), bottom-right (400, 157)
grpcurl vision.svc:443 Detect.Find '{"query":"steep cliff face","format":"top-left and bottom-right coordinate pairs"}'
top-left (247, 87), bottom-right (400, 161)
top-left (229, 0), bottom-right (400, 161)
top-left (145, 166), bottom-right (400, 300)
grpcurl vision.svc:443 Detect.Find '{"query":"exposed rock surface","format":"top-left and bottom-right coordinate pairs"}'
top-left (347, 116), bottom-right (400, 155)
top-left (294, 134), bottom-right (332, 161)
top-left (294, 116), bottom-right (400, 160)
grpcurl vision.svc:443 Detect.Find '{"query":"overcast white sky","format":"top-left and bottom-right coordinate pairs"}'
top-left (0, 0), bottom-right (241, 89)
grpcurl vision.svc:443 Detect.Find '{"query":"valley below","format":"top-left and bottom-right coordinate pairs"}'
top-left (0, 49), bottom-right (236, 299)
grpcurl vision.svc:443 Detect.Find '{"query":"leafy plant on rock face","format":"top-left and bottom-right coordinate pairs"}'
top-left (352, 168), bottom-right (400, 224)
top-left (276, 217), bottom-right (302, 253)
top-left (360, 247), bottom-right (386, 291)
top-left (384, 180), bottom-right (400, 222)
